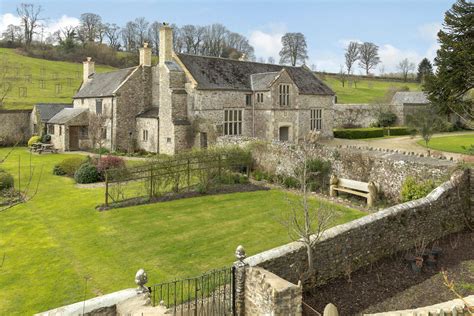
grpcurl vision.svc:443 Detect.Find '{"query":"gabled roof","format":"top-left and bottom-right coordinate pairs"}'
top-left (73, 67), bottom-right (137, 99)
top-left (176, 54), bottom-right (334, 95)
top-left (250, 72), bottom-right (280, 91)
top-left (35, 103), bottom-right (73, 122)
top-left (391, 92), bottom-right (429, 105)
top-left (137, 107), bottom-right (159, 118)
top-left (48, 108), bottom-right (88, 125)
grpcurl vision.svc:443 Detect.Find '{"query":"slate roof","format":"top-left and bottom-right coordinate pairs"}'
top-left (176, 54), bottom-right (334, 95)
top-left (136, 107), bottom-right (159, 118)
top-left (48, 108), bottom-right (88, 125)
top-left (391, 92), bottom-right (429, 105)
top-left (250, 72), bottom-right (279, 91)
top-left (35, 103), bottom-right (72, 122)
top-left (73, 67), bottom-right (137, 98)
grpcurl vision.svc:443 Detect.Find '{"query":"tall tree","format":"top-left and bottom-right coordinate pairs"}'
top-left (148, 21), bottom-right (162, 55)
top-left (279, 32), bottom-right (308, 66)
top-left (416, 58), bottom-right (433, 83)
top-left (1, 25), bottom-right (24, 45)
top-left (424, 0), bottom-right (473, 126)
top-left (397, 58), bottom-right (416, 81)
top-left (104, 23), bottom-right (121, 50)
top-left (134, 17), bottom-right (149, 47)
top-left (358, 42), bottom-right (380, 75)
top-left (79, 13), bottom-right (102, 43)
top-left (16, 3), bottom-right (42, 48)
top-left (121, 21), bottom-right (138, 51)
top-left (344, 41), bottom-right (359, 74)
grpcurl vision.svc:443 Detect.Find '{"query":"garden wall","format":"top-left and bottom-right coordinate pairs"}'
top-left (332, 104), bottom-right (404, 128)
top-left (218, 137), bottom-right (455, 202)
top-left (243, 169), bottom-right (472, 288)
top-left (0, 109), bottom-right (31, 146)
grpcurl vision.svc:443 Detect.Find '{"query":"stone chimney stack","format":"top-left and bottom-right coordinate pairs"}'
top-left (139, 42), bottom-right (152, 67)
top-left (159, 23), bottom-right (173, 65)
top-left (83, 57), bottom-right (95, 83)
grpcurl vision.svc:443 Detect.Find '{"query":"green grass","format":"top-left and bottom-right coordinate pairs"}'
top-left (0, 148), bottom-right (365, 314)
top-left (417, 134), bottom-right (474, 154)
top-left (0, 48), bottom-right (116, 110)
top-left (322, 75), bottom-right (421, 104)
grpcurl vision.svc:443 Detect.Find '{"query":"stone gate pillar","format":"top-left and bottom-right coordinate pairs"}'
top-left (233, 245), bottom-right (247, 316)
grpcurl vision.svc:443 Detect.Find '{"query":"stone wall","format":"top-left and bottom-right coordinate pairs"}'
top-left (218, 138), bottom-right (455, 202)
top-left (244, 169), bottom-right (472, 288)
top-left (0, 110), bottom-right (31, 146)
top-left (244, 267), bottom-right (302, 315)
top-left (333, 103), bottom-right (406, 128)
top-left (136, 117), bottom-right (159, 153)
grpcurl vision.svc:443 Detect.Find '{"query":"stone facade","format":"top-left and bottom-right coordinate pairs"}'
top-left (243, 169), bottom-right (472, 288)
top-left (244, 267), bottom-right (302, 316)
top-left (136, 117), bottom-right (159, 152)
top-left (0, 110), bottom-right (31, 146)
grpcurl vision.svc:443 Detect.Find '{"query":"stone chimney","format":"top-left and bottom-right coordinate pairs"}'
top-left (159, 23), bottom-right (173, 65)
top-left (83, 57), bottom-right (95, 83)
top-left (139, 42), bottom-right (152, 67)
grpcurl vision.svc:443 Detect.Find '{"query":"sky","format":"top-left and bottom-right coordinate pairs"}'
top-left (0, 0), bottom-right (454, 73)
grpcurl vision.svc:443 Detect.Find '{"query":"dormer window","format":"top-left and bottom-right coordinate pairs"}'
top-left (279, 84), bottom-right (290, 106)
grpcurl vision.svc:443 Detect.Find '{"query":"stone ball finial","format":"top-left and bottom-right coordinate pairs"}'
top-left (135, 268), bottom-right (149, 293)
top-left (235, 245), bottom-right (246, 262)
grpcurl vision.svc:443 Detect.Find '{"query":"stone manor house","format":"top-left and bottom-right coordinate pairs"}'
top-left (31, 25), bottom-right (335, 155)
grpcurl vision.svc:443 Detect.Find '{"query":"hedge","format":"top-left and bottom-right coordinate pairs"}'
top-left (333, 127), bottom-right (411, 139)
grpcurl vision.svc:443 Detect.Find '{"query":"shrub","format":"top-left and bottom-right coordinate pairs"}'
top-left (41, 134), bottom-right (51, 143)
top-left (306, 159), bottom-right (331, 192)
top-left (53, 157), bottom-right (86, 177)
top-left (281, 176), bottom-right (299, 189)
top-left (0, 169), bottom-right (14, 191)
top-left (377, 112), bottom-right (397, 127)
top-left (334, 127), bottom-right (384, 139)
top-left (74, 163), bottom-right (101, 184)
top-left (96, 155), bottom-right (126, 173)
top-left (401, 176), bottom-right (436, 202)
top-left (384, 127), bottom-right (412, 136)
top-left (28, 136), bottom-right (41, 147)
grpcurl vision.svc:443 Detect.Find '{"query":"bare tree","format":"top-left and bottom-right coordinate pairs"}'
top-left (379, 64), bottom-right (385, 77)
top-left (147, 21), bottom-right (162, 55)
top-left (279, 32), bottom-right (308, 66)
top-left (104, 23), bottom-right (121, 49)
top-left (202, 23), bottom-right (228, 57)
top-left (279, 131), bottom-right (338, 283)
top-left (397, 58), bottom-right (416, 82)
top-left (358, 42), bottom-right (380, 75)
top-left (88, 113), bottom-right (107, 156)
top-left (267, 56), bottom-right (275, 64)
top-left (16, 3), bottom-right (42, 48)
top-left (79, 13), bottom-right (102, 43)
top-left (337, 65), bottom-right (347, 87)
top-left (135, 17), bottom-right (149, 46)
top-left (1, 24), bottom-right (24, 44)
top-left (122, 21), bottom-right (138, 51)
top-left (0, 57), bottom-right (12, 107)
top-left (344, 41), bottom-right (359, 74)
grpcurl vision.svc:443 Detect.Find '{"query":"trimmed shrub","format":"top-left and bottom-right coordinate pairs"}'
top-left (96, 155), bottom-right (126, 173)
top-left (74, 163), bottom-right (101, 184)
top-left (385, 127), bottom-right (412, 136)
top-left (28, 136), bottom-right (41, 147)
top-left (377, 112), bottom-right (398, 127)
top-left (334, 128), bottom-right (384, 139)
top-left (0, 169), bottom-right (14, 191)
top-left (41, 134), bottom-right (51, 143)
top-left (53, 157), bottom-right (86, 177)
top-left (401, 176), bottom-right (436, 202)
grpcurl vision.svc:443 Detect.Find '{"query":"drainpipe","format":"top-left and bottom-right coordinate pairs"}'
top-left (252, 94), bottom-right (255, 137)
top-left (111, 97), bottom-right (115, 151)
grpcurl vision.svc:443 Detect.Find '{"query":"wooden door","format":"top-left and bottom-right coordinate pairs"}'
top-left (69, 127), bottom-right (79, 151)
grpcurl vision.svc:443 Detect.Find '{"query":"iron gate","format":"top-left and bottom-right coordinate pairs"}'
top-left (151, 266), bottom-right (234, 316)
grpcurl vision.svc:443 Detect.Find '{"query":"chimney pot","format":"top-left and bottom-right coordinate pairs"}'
top-left (139, 43), bottom-right (152, 67)
top-left (82, 57), bottom-right (95, 84)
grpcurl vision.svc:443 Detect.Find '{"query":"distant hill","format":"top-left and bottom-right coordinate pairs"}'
top-left (319, 73), bottom-right (421, 104)
top-left (0, 48), bottom-right (116, 110)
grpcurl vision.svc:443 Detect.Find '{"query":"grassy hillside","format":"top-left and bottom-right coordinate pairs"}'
top-left (0, 48), bottom-right (116, 110)
top-left (321, 75), bottom-right (421, 104)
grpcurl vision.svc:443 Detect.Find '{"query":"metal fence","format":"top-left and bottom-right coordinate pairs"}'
top-left (103, 149), bottom-right (251, 208)
top-left (151, 266), bottom-right (234, 316)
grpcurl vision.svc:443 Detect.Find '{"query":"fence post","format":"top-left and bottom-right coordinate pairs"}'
top-left (187, 158), bottom-right (191, 192)
top-left (105, 171), bottom-right (109, 207)
top-left (233, 245), bottom-right (247, 316)
top-left (218, 155), bottom-right (222, 178)
top-left (149, 167), bottom-right (154, 200)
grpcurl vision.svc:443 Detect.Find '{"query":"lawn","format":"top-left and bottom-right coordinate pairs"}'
top-left (0, 48), bottom-right (116, 110)
top-left (0, 148), bottom-right (365, 314)
top-left (417, 134), bottom-right (474, 154)
top-left (321, 75), bottom-right (421, 104)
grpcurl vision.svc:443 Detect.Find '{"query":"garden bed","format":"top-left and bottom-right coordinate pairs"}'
top-left (98, 183), bottom-right (269, 211)
top-left (304, 230), bottom-right (474, 315)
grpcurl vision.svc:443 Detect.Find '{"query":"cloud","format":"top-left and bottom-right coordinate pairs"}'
top-left (417, 22), bottom-right (442, 42)
top-left (248, 24), bottom-right (286, 61)
top-left (378, 44), bottom-right (422, 73)
top-left (337, 38), bottom-right (362, 48)
top-left (0, 13), bottom-right (22, 33)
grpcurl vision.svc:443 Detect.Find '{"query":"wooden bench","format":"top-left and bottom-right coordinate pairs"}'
top-left (329, 175), bottom-right (378, 207)
top-left (30, 143), bottom-right (58, 154)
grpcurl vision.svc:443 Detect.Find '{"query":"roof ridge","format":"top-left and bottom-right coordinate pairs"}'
top-left (177, 53), bottom-right (303, 68)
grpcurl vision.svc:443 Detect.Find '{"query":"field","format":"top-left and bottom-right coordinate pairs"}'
top-left (0, 48), bottom-right (116, 109)
top-left (0, 148), bottom-right (365, 314)
top-left (417, 134), bottom-right (474, 154)
top-left (321, 75), bottom-right (421, 104)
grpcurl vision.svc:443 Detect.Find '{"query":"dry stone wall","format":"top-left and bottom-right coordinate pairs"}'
top-left (0, 110), bottom-right (31, 145)
top-left (244, 169), bottom-right (472, 288)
